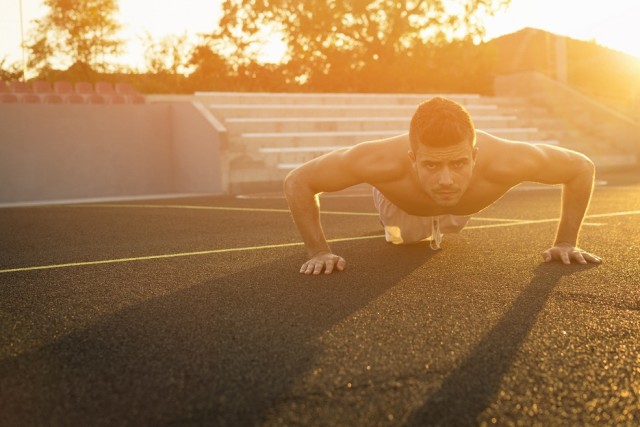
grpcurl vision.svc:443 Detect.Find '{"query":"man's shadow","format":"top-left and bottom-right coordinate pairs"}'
top-left (405, 262), bottom-right (599, 426)
top-left (0, 238), bottom-right (438, 426)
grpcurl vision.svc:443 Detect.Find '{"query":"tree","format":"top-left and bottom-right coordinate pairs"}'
top-left (0, 58), bottom-right (23, 81)
top-left (143, 33), bottom-right (195, 76)
top-left (26, 0), bottom-right (123, 74)
top-left (217, 0), bottom-right (511, 91)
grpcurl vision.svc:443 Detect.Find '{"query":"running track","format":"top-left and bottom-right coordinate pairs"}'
top-left (1, 169), bottom-right (639, 426)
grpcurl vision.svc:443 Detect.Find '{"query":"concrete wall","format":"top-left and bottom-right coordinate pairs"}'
top-left (170, 101), bottom-right (226, 194)
top-left (0, 102), bottom-right (224, 205)
top-left (495, 72), bottom-right (640, 166)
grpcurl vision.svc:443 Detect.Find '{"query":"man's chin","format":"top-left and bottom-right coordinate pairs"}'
top-left (434, 199), bottom-right (460, 208)
top-left (432, 193), bottom-right (461, 207)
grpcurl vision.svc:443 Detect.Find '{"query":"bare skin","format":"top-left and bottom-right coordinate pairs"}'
top-left (284, 130), bottom-right (602, 275)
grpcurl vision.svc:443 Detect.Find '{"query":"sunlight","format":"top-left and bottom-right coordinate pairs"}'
top-left (252, 31), bottom-right (288, 64)
top-left (485, 0), bottom-right (640, 58)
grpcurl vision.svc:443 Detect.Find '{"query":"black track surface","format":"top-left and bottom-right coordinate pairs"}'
top-left (1, 170), bottom-right (639, 426)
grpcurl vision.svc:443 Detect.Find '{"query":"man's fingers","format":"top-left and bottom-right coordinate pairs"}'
top-left (313, 262), bottom-right (324, 275)
top-left (583, 253), bottom-right (602, 264)
top-left (300, 254), bottom-right (346, 275)
top-left (560, 252), bottom-right (571, 265)
top-left (573, 252), bottom-right (587, 265)
top-left (324, 259), bottom-right (334, 275)
top-left (542, 251), bottom-right (551, 262)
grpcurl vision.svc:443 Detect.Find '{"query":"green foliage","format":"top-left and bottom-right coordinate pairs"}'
top-left (26, 0), bottom-right (123, 74)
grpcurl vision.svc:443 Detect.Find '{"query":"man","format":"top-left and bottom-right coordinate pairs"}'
top-left (283, 96), bottom-right (602, 275)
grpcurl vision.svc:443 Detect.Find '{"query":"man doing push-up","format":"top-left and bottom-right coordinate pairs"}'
top-left (284, 97), bottom-right (602, 274)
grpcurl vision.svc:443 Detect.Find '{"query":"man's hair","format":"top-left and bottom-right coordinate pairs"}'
top-left (409, 97), bottom-right (476, 151)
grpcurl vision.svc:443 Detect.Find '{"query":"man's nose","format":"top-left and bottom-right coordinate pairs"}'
top-left (438, 167), bottom-right (453, 185)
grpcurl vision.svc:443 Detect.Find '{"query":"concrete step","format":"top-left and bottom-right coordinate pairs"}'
top-left (232, 128), bottom-right (548, 149)
top-left (223, 115), bottom-right (521, 134)
top-left (209, 103), bottom-right (499, 119)
top-left (197, 91), bottom-right (485, 106)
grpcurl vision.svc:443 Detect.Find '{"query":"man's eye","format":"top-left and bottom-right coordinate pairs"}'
top-left (424, 163), bottom-right (438, 169)
top-left (453, 161), bottom-right (467, 168)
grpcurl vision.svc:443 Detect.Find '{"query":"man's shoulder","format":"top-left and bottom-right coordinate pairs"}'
top-left (344, 134), bottom-right (410, 182)
top-left (475, 130), bottom-right (544, 183)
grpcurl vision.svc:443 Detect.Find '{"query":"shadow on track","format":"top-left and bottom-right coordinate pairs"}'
top-left (0, 238), bottom-right (439, 426)
top-left (404, 262), bottom-right (599, 426)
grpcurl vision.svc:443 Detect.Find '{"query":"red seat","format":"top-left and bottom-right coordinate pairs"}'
top-left (20, 94), bottom-right (42, 104)
top-left (86, 94), bottom-right (106, 104)
top-left (54, 81), bottom-right (74, 94)
top-left (127, 94), bottom-right (146, 104)
top-left (1, 93), bottom-right (19, 103)
top-left (75, 81), bottom-right (94, 94)
top-left (65, 94), bottom-right (85, 104)
top-left (32, 80), bottom-right (53, 93)
top-left (107, 94), bottom-right (127, 104)
top-left (43, 94), bottom-right (64, 104)
top-left (95, 81), bottom-right (115, 94)
top-left (114, 82), bottom-right (136, 94)
top-left (10, 81), bottom-right (31, 93)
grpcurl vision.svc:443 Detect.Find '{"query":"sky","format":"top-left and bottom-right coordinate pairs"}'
top-left (1, 0), bottom-right (640, 73)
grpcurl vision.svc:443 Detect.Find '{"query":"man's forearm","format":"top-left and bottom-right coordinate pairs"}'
top-left (284, 178), bottom-right (332, 257)
top-left (554, 160), bottom-right (595, 246)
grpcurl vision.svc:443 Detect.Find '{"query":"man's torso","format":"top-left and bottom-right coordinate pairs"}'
top-left (365, 131), bottom-right (524, 216)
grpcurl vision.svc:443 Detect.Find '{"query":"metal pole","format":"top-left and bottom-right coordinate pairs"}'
top-left (19, 0), bottom-right (28, 81)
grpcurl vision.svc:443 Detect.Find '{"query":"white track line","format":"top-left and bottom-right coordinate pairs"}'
top-left (68, 203), bottom-right (527, 222)
top-left (1, 209), bottom-right (638, 274)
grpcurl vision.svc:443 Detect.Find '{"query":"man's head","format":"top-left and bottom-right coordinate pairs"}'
top-left (408, 97), bottom-right (478, 207)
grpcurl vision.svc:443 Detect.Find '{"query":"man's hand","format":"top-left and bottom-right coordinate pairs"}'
top-left (300, 251), bottom-right (346, 275)
top-left (542, 243), bottom-right (602, 265)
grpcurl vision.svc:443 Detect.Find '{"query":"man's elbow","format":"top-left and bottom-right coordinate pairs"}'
top-left (283, 166), bottom-right (311, 198)
top-left (566, 153), bottom-right (595, 185)
top-left (581, 154), bottom-right (596, 179)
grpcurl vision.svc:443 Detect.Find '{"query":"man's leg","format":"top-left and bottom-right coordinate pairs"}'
top-left (372, 187), bottom-right (471, 245)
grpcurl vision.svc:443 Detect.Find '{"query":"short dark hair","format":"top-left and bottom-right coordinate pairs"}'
top-left (409, 97), bottom-right (476, 151)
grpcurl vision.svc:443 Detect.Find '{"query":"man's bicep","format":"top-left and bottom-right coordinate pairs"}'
top-left (516, 143), bottom-right (594, 185)
top-left (287, 147), bottom-right (369, 194)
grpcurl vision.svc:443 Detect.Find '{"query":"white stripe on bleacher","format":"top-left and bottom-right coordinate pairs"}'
top-left (226, 115), bottom-right (518, 124)
top-left (197, 91), bottom-right (481, 99)
top-left (244, 127), bottom-right (539, 139)
top-left (244, 130), bottom-right (405, 138)
top-left (260, 146), bottom-right (349, 153)
top-left (210, 103), bottom-right (498, 110)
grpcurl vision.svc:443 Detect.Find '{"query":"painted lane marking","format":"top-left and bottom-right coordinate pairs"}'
top-left (68, 203), bottom-right (374, 216)
top-left (2, 210), bottom-right (638, 274)
top-left (0, 235), bottom-right (382, 274)
top-left (68, 203), bottom-right (528, 222)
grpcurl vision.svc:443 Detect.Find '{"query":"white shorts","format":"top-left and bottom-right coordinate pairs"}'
top-left (372, 187), bottom-right (471, 246)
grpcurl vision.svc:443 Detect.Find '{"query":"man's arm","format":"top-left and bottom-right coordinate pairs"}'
top-left (283, 143), bottom-right (380, 274)
top-left (511, 142), bottom-right (601, 264)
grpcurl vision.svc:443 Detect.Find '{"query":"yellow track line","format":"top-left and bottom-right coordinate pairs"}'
top-left (0, 235), bottom-right (382, 274)
top-left (68, 203), bottom-right (527, 222)
top-left (2, 210), bottom-right (639, 274)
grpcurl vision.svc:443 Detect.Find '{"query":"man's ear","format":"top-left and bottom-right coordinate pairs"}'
top-left (408, 150), bottom-right (416, 162)
top-left (472, 146), bottom-right (479, 162)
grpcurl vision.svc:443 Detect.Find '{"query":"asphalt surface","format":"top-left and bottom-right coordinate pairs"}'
top-left (1, 169), bottom-right (639, 426)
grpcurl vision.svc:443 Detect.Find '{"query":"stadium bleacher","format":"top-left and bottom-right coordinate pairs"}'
top-left (0, 80), bottom-right (146, 104)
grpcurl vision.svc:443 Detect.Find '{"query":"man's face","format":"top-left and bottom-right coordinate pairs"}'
top-left (409, 140), bottom-right (478, 207)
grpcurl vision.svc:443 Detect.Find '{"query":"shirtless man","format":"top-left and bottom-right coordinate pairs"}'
top-left (283, 96), bottom-right (602, 275)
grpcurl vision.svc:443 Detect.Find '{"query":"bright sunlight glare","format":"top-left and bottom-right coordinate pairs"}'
top-left (1, 0), bottom-right (639, 72)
